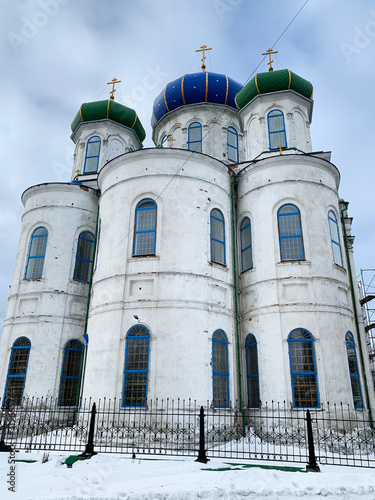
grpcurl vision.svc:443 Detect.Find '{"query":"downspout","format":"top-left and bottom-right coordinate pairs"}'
top-left (74, 191), bottom-right (101, 418)
top-left (230, 174), bottom-right (246, 436)
top-left (340, 200), bottom-right (373, 425)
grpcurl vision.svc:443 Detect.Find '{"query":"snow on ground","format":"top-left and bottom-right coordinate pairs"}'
top-left (2, 450), bottom-right (375, 500)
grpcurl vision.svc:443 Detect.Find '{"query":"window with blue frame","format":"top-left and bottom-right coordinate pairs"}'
top-left (268, 109), bottom-right (287, 150)
top-left (288, 329), bottom-right (319, 408)
top-left (278, 204), bottom-right (304, 261)
top-left (84, 136), bottom-right (101, 173)
top-left (210, 209), bottom-right (225, 265)
top-left (133, 199), bottom-right (157, 256)
top-left (25, 226), bottom-right (48, 279)
top-left (328, 210), bottom-right (343, 266)
top-left (122, 325), bottom-right (150, 407)
top-left (245, 334), bottom-right (260, 408)
top-left (3, 337), bottom-right (31, 406)
top-left (73, 231), bottom-right (96, 282)
top-left (212, 330), bottom-right (229, 408)
top-left (160, 135), bottom-right (168, 148)
top-left (240, 217), bottom-right (252, 272)
top-left (227, 127), bottom-right (239, 162)
top-left (188, 122), bottom-right (202, 152)
top-left (345, 332), bottom-right (364, 409)
top-left (58, 340), bottom-right (84, 407)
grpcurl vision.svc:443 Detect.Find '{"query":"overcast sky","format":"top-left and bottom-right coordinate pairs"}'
top-left (0, 0), bottom-right (374, 327)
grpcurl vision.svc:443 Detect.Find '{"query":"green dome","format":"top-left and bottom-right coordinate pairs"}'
top-left (235, 69), bottom-right (313, 110)
top-left (71, 99), bottom-right (146, 142)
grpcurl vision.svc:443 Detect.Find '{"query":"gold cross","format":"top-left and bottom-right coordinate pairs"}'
top-left (168, 136), bottom-right (175, 148)
top-left (196, 44), bottom-right (212, 72)
top-left (74, 168), bottom-right (80, 180)
top-left (278, 145), bottom-right (283, 155)
top-left (107, 77), bottom-right (121, 100)
top-left (262, 48), bottom-right (278, 72)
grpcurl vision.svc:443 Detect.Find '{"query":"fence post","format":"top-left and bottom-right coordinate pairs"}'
top-left (0, 401), bottom-right (13, 452)
top-left (78, 402), bottom-right (98, 459)
top-left (195, 406), bottom-right (209, 464)
top-left (306, 409), bottom-right (320, 472)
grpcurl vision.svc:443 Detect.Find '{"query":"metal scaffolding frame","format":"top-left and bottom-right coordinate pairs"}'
top-left (358, 269), bottom-right (375, 387)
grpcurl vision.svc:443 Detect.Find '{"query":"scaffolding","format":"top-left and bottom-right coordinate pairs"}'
top-left (359, 269), bottom-right (375, 388)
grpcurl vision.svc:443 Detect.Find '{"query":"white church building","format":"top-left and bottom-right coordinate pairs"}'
top-left (1, 54), bottom-right (373, 412)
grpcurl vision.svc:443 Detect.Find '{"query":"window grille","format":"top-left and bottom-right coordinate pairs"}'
top-left (288, 329), bottom-right (319, 408)
top-left (73, 231), bottom-right (96, 282)
top-left (133, 199), bottom-right (157, 256)
top-left (122, 325), bottom-right (150, 407)
top-left (245, 334), bottom-right (260, 408)
top-left (25, 227), bottom-right (48, 279)
top-left (345, 332), bottom-right (364, 409)
top-left (58, 340), bottom-right (84, 407)
top-left (212, 330), bottom-right (229, 408)
top-left (210, 209), bottom-right (225, 265)
top-left (3, 337), bottom-right (31, 406)
top-left (278, 204), bottom-right (304, 261)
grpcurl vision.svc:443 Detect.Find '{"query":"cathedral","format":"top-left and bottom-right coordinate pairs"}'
top-left (1, 49), bottom-right (373, 412)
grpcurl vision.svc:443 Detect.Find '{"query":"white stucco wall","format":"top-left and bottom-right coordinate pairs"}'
top-left (0, 183), bottom-right (98, 400)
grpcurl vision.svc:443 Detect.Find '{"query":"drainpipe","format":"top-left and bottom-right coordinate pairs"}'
top-left (340, 200), bottom-right (373, 426)
top-left (74, 191), bottom-right (101, 415)
top-left (230, 175), bottom-right (246, 436)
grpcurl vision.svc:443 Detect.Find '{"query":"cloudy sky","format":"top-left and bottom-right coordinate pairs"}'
top-left (0, 0), bottom-right (374, 327)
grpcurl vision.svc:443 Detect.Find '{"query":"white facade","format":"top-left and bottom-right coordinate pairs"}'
top-left (0, 67), bottom-right (373, 413)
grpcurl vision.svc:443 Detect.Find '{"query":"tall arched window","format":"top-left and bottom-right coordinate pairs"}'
top-left (73, 231), bottom-right (96, 282)
top-left (133, 199), bottom-right (157, 256)
top-left (122, 325), bottom-right (150, 407)
top-left (227, 127), bottom-right (239, 162)
top-left (278, 204), bottom-right (304, 261)
top-left (210, 209), bottom-right (225, 265)
top-left (240, 217), bottom-right (252, 272)
top-left (345, 332), bottom-right (364, 409)
top-left (212, 330), bottom-right (229, 408)
top-left (245, 334), bottom-right (260, 408)
top-left (3, 337), bottom-right (31, 406)
top-left (267, 110), bottom-right (287, 150)
top-left (25, 226), bottom-right (48, 279)
top-left (84, 136), bottom-right (101, 173)
top-left (288, 329), bottom-right (319, 408)
top-left (328, 210), bottom-right (343, 266)
top-left (58, 340), bottom-right (84, 407)
top-left (160, 135), bottom-right (168, 148)
top-left (188, 122), bottom-right (202, 152)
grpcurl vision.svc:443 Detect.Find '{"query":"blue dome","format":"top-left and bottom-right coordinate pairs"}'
top-left (152, 72), bottom-right (243, 127)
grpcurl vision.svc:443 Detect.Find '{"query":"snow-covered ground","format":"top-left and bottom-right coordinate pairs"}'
top-left (1, 450), bottom-right (375, 499)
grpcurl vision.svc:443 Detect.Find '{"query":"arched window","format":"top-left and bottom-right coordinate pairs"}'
top-left (84, 136), bottom-right (101, 173)
top-left (210, 209), bottom-right (225, 265)
top-left (278, 204), bottom-right (304, 261)
top-left (288, 329), bottom-right (319, 408)
top-left (122, 325), bottom-right (150, 407)
top-left (212, 330), bottom-right (229, 408)
top-left (3, 337), bottom-right (31, 406)
top-left (240, 217), bottom-right (252, 272)
top-left (160, 135), bottom-right (168, 148)
top-left (267, 110), bottom-right (287, 150)
top-left (188, 122), bottom-right (202, 152)
top-left (133, 199), bottom-right (157, 256)
top-left (227, 127), bottom-right (239, 162)
top-left (73, 231), bottom-right (96, 283)
top-left (25, 226), bottom-right (48, 279)
top-left (328, 210), bottom-right (343, 266)
top-left (345, 332), bottom-right (364, 409)
top-left (58, 340), bottom-right (84, 407)
top-left (245, 334), bottom-right (260, 408)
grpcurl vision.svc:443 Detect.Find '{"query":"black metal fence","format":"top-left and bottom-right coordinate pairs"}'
top-left (1, 397), bottom-right (375, 469)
